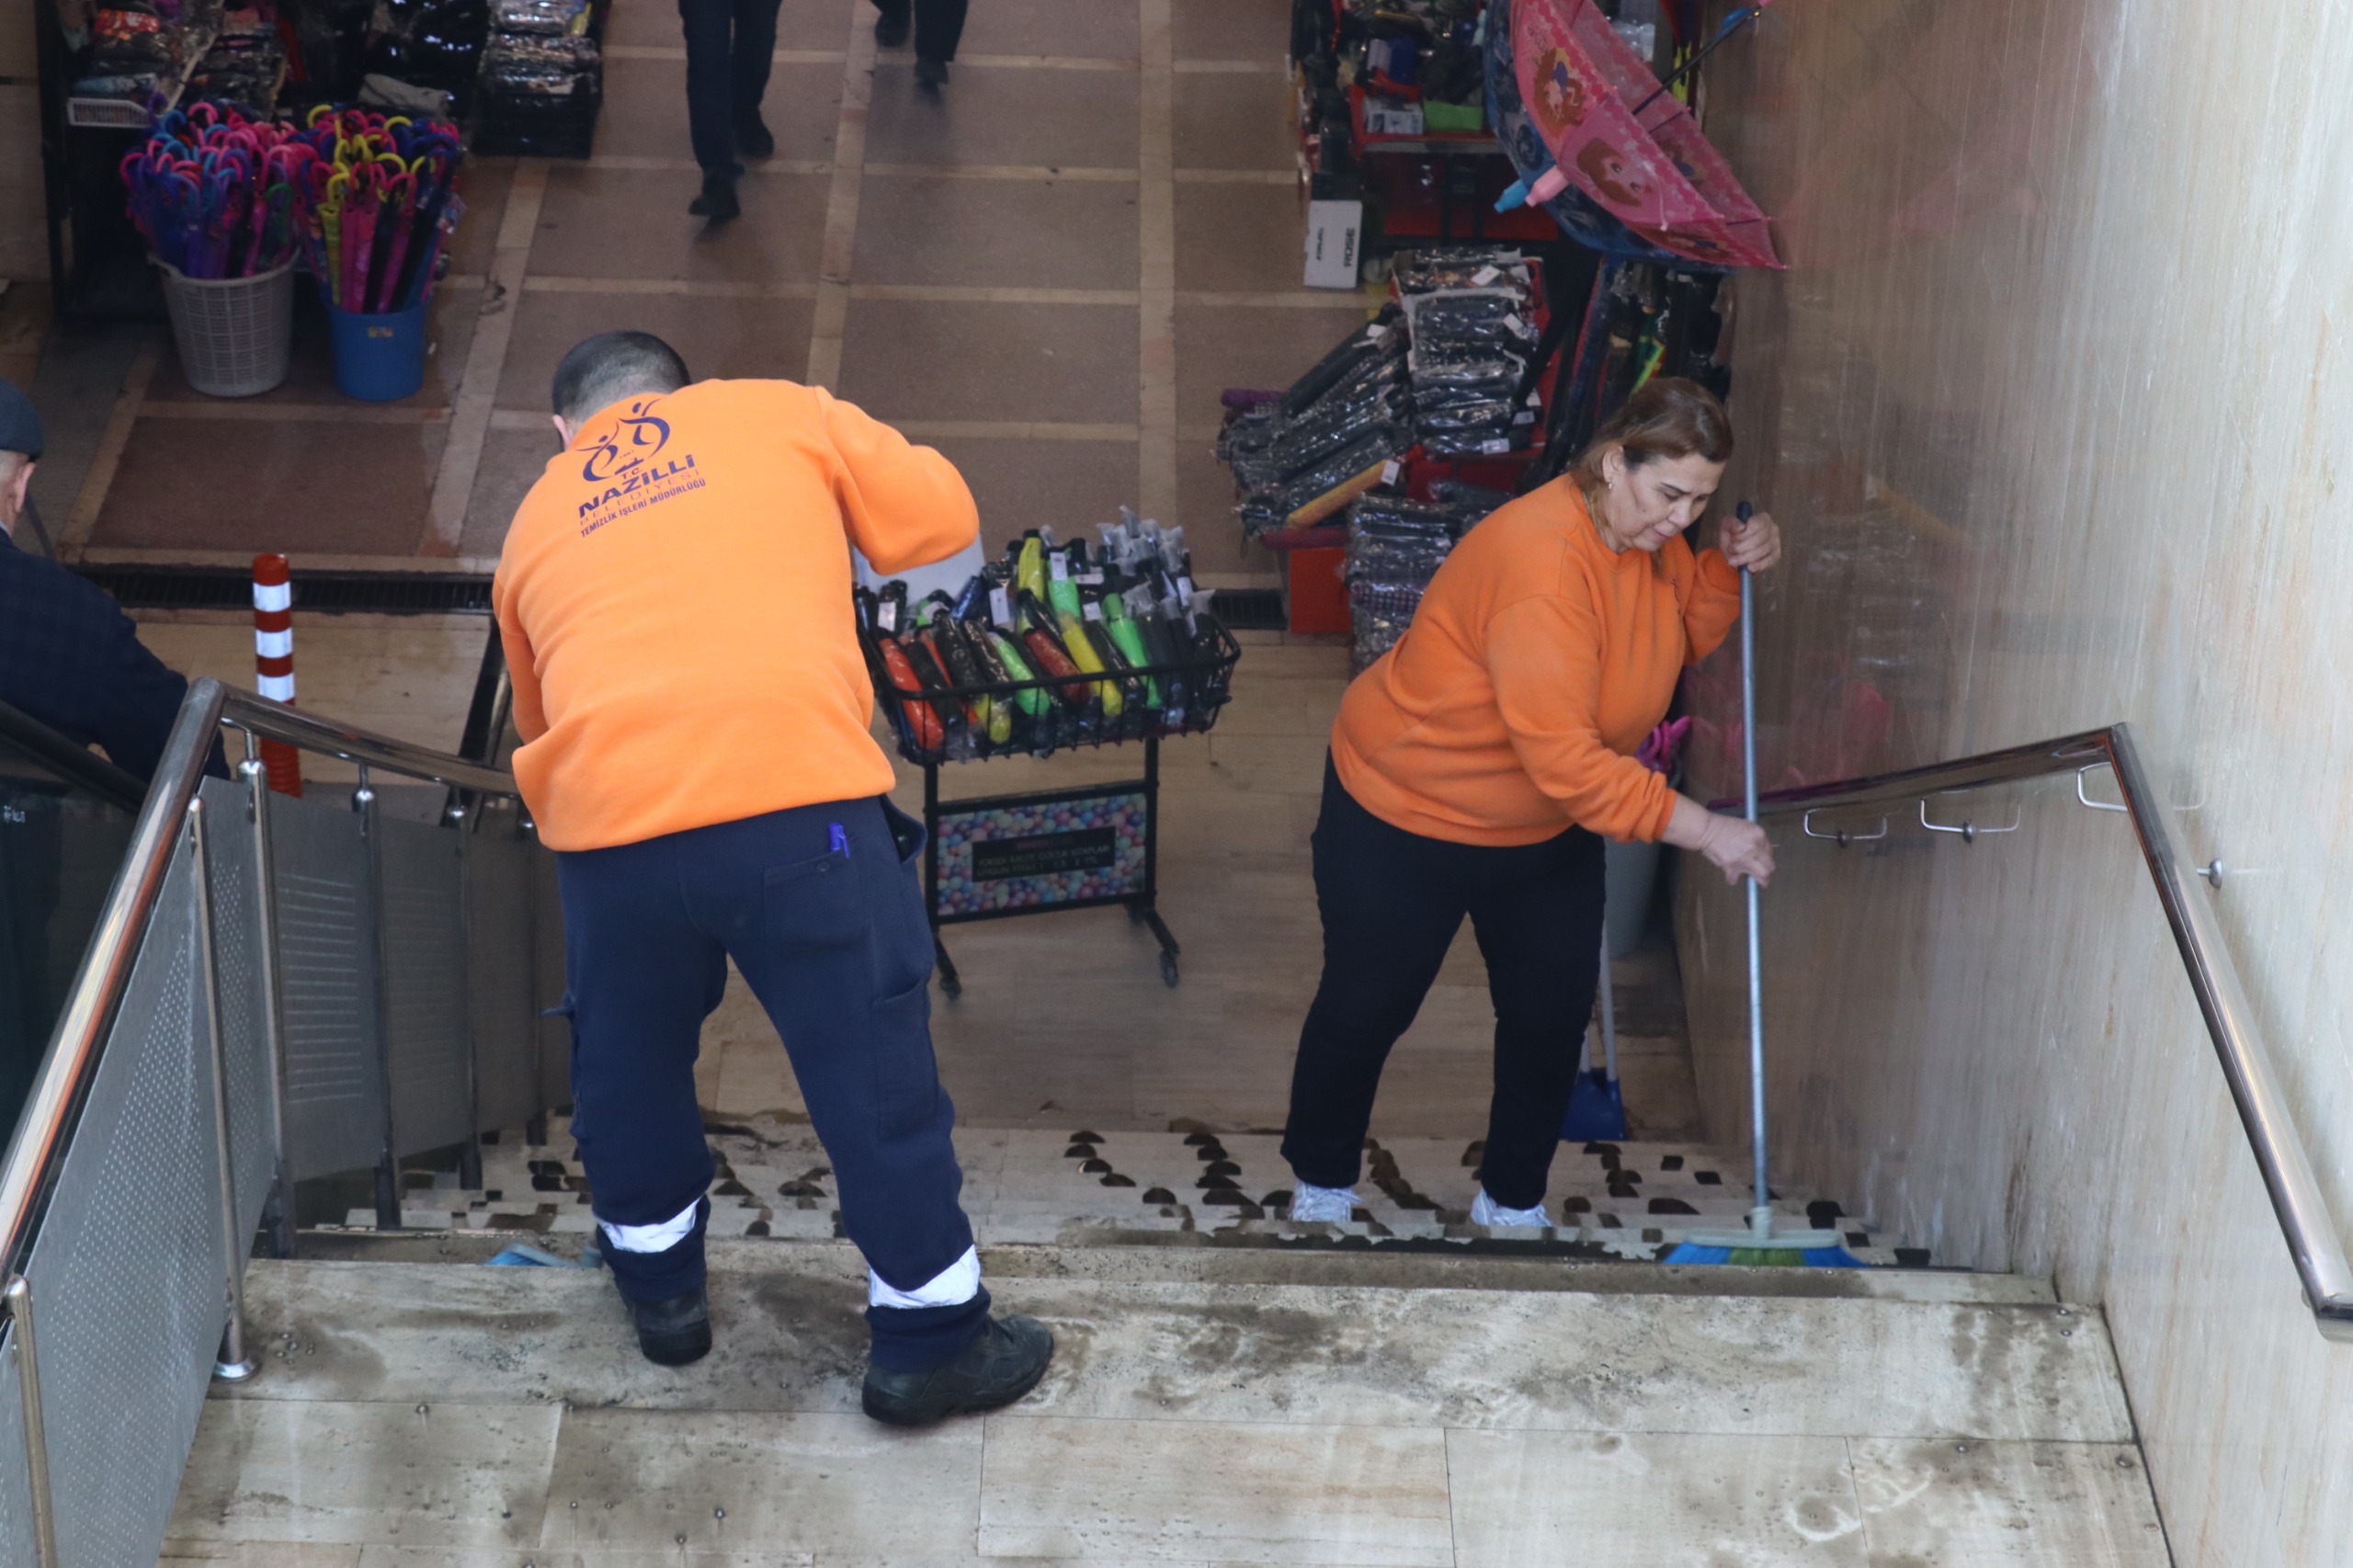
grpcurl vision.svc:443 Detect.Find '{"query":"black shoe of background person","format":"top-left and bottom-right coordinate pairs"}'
top-left (626, 1285), bottom-right (712, 1366)
top-left (861, 1313), bottom-right (1054, 1426)
top-left (873, 5), bottom-right (909, 46)
top-left (735, 111), bottom-right (775, 159)
top-left (915, 55), bottom-right (949, 93)
top-left (688, 174), bottom-right (741, 222)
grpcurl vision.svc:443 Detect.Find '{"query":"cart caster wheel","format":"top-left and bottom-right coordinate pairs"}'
top-left (1127, 903), bottom-right (1147, 925)
top-left (1160, 951), bottom-right (1180, 988)
top-left (938, 974), bottom-right (962, 1000)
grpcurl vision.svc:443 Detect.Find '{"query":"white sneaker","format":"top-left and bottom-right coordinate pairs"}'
top-left (1471, 1188), bottom-right (1551, 1229)
top-left (1287, 1180), bottom-right (1358, 1223)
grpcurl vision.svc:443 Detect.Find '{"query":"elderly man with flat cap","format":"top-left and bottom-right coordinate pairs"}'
top-left (0, 380), bottom-right (213, 783)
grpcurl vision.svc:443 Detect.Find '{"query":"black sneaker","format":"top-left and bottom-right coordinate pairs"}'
top-left (626, 1286), bottom-right (711, 1367)
top-left (861, 1313), bottom-right (1053, 1426)
top-left (688, 175), bottom-right (740, 222)
top-left (734, 113), bottom-right (775, 158)
top-left (915, 55), bottom-right (949, 92)
top-left (873, 6), bottom-right (909, 46)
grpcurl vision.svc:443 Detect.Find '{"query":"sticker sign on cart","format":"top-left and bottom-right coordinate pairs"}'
top-left (934, 790), bottom-right (1148, 917)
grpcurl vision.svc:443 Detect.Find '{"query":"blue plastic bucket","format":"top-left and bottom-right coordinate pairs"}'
top-left (326, 295), bottom-right (429, 402)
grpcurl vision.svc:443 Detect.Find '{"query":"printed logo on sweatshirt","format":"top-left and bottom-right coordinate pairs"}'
top-left (575, 396), bottom-right (703, 533)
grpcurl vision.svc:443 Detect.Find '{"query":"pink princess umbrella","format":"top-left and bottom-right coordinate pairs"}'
top-left (1506, 0), bottom-right (1781, 271)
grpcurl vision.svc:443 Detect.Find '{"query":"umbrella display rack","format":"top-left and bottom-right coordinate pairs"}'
top-left (862, 621), bottom-right (1244, 995)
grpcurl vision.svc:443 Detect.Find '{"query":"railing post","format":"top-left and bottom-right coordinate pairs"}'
top-left (238, 730), bottom-right (298, 1259)
top-left (3, 1276), bottom-right (60, 1568)
top-left (451, 803), bottom-right (483, 1191)
top-left (188, 799), bottom-right (259, 1382)
top-left (355, 765), bottom-right (402, 1231)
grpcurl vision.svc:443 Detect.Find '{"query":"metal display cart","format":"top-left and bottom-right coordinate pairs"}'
top-left (861, 609), bottom-right (1243, 997)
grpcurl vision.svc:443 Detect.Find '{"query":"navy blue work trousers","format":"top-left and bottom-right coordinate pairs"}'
top-left (557, 795), bottom-right (987, 1370)
top-left (677, 0), bottom-right (783, 177)
top-left (1281, 756), bottom-right (1606, 1210)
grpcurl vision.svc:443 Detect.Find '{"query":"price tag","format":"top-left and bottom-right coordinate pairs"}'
top-left (989, 585), bottom-right (1011, 626)
top-left (1527, 389), bottom-right (1543, 406)
top-left (1472, 265), bottom-right (1500, 285)
top-left (1082, 600), bottom-right (1104, 622)
top-left (1381, 459), bottom-right (1402, 485)
top-left (1079, 570), bottom-right (1105, 585)
top-left (1366, 323), bottom-right (1391, 344)
top-left (1176, 574), bottom-right (1196, 606)
top-left (1049, 553), bottom-right (1069, 581)
top-left (1502, 312), bottom-right (1530, 337)
top-left (877, 599), bottom-right (898, 631)
top-left (1513, 410), bottom-right (1536, 425)
top-left (1480, 437), bottom-right (1512, 455)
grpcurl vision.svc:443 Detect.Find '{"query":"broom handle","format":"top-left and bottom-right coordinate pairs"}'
top-left (1738, 503), bottom-right (1768, 1220)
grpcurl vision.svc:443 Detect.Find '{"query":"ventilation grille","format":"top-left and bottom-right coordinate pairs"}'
top-left (75, 565), bottom-right (494, 615)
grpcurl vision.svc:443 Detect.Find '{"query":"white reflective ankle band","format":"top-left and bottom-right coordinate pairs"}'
top-left (598, 1199), bottom-right (702, 1254)
top-left (868, 1244), bottom-right (981, 1309)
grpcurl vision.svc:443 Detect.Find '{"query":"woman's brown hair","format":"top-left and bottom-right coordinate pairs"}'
top-left (1569, 377), bottom-right (1733, 498)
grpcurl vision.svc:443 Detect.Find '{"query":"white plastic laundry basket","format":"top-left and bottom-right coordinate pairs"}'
top-left (157, 259), bottom-right (295, 397)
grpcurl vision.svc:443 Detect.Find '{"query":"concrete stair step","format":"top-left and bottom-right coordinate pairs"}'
top-left (378, 1120), bottom-right (1913, 1265)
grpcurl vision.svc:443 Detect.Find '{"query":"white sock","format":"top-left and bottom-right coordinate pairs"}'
top-left (1287, 1180), bottom-right (1357, 1223)
top-left (1471, 1188), bottom-right (1551, 1229)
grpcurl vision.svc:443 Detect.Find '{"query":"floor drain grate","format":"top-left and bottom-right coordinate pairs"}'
top-left (1212, 587), bottom-right (1285, 631)
top-left (77, 565), bottom-right (494, 615)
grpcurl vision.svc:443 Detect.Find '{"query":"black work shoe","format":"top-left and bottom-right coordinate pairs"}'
top-left (914, 55), bottom-right (949, 92)
top-left (734, 113), bottom-right (775, 158)
top-left (873, 6), bottom-right (909, 46)
top-left (688, 175), bottom-right (740, 222)
top-left (627, 1286), bottom-right (711, 1367)
top-left (861, 1313), bottom-right (1053, 1426)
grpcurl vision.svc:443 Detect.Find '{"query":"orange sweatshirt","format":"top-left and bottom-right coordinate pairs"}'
top-left (492, 379), bottom-right (978, 850)
top-left (1332, 476), bottom-right (1741, 846)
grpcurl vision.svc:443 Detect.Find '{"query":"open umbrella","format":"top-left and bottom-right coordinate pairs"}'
top-left (1495, 0), bottom-right (1779, 270)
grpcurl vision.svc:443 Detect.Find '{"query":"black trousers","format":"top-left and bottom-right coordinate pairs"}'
top-left (556, 795), bottom-right (987, 1372)
top-left (1281, 757), bottom-right (1607, 1210)
top-left (678, 0), bottom-right (785, 177)
top-left (873, 0), bottom-right (969, 61)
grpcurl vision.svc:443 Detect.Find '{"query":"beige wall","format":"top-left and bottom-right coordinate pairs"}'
top-left (1676, 2), bottom-right (2353, 1563)
top-left (0, 0), bottom-right (44, 280)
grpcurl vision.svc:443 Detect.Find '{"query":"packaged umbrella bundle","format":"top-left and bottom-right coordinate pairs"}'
top-left (1399, 275), bottom-right (1541, 457)
top-left (1344, 488), bottom-right (1500, 671)
top-left (858, 517), bottom-right (1241, 767)
top-left (1221, 317), bottom-right (1413, 535)
top-left (474, 0), bottom-right (603, 154)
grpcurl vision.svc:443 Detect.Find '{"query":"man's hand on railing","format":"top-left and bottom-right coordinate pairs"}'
top-left (1665, 794), bottom-right (1776, 885)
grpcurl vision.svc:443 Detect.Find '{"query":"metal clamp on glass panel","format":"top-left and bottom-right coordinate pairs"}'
top-left (1917, 798), bottom-right (2021, 844)
top-left (1800, 809), bottom-right (1887, 847)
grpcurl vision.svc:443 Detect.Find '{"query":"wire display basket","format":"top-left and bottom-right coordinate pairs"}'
top-left (859, 614), bottom-right (1243, 768)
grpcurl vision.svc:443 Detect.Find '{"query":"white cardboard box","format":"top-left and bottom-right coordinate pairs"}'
top-left (1303, 199), bottom-right (1364, 290)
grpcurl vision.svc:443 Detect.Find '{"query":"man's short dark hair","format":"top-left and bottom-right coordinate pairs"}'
top-left (551, 332), bottom-right (691, 424)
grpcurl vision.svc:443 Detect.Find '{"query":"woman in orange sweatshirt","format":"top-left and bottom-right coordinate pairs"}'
top-left (1281, 378), bottom-right (1780, 1227)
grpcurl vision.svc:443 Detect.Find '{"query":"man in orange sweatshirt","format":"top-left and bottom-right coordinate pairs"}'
top-left (494, 332), bottom-right (1051, 1425)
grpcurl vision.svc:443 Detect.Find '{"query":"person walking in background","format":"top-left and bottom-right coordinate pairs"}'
top-left (1279, 379), bottom-right (1782, 1232)
top-left (872, 0), bottom-right (968, 93)
top-left (677, 0), bottom-right (786, 222)
top-left (493, 332), bottom-right (1053, 1425)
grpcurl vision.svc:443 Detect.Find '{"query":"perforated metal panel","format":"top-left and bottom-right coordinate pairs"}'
top-left (0, 1321), bottom-right (36, 1567)
top-left (26, 848), bottom-right (224, 1568)
top-left (533, 842), bottom-right (572, 1110)
top-left (468, 809), bottom-right (540, 1132)
top-left (268, 791), bottom-right (384, 1182)
top-left (198, 777), bottom-right (276, 1240)
top-left (378, 816), bottom-right (470, 1157)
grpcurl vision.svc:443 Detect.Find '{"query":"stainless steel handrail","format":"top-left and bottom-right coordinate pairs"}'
top-left (0, 677), bottom-right (519, 1274)
top-left (1712, 721), bottom-right (2353, 1343)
